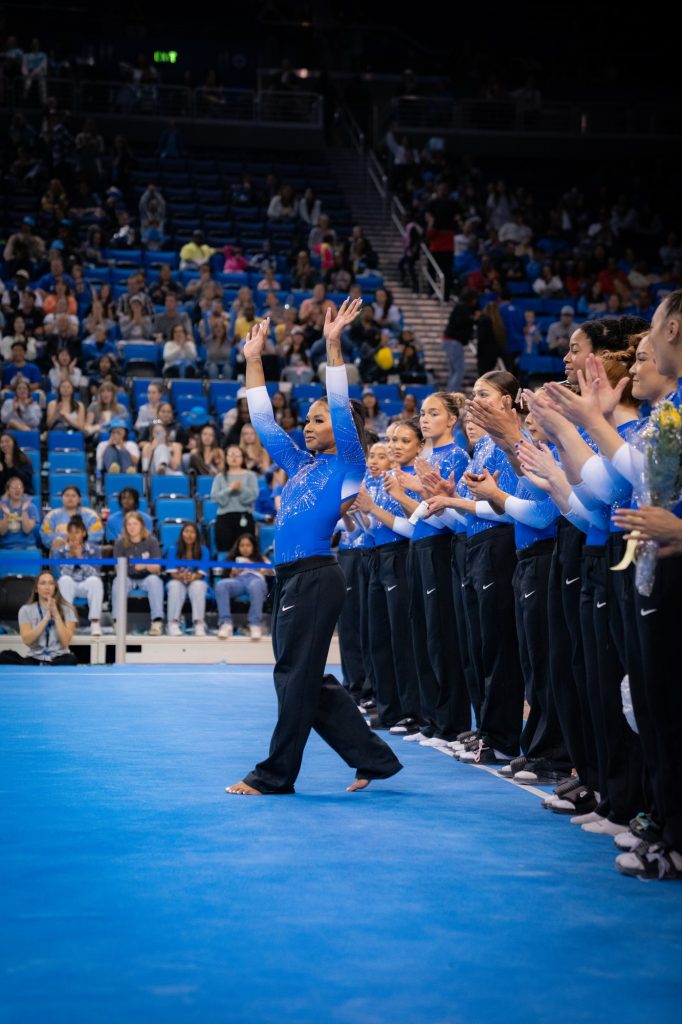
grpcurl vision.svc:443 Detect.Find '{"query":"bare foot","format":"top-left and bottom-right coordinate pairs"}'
top-left (225, 781), bottom-right (263, 795)
top-left (346, 778), bottom-right (371, 792)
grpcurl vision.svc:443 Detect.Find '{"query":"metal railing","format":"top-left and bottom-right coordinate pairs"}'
top-left (0, 76), bottom-right (324, 127)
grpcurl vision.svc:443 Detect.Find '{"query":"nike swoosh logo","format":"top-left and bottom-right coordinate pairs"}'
top-left (387, 585), bottom-right (397, 592)
top-left (524, 591), bottom-right (535, 599)
top-left (482, 582), bottom-right (494, 590)
top-left (640, 608), bottom-right (657, 617)
top-left (426, 588), bottom-right (436, 595)
top-left (281, 604), bottom-right (295, 612)
top-left (346, 587), bottom-right (353, 591)
top-left (565, 577), bottom-right (580, 585)
top-left (596, 601), bottom-right (606, 609)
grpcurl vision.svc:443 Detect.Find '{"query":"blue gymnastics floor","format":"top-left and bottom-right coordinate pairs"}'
top-left (1, 665), bottom-right (681, 1024)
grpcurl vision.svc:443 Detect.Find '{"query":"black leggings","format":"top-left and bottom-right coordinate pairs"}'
top-left (0, 652), bottom-right (77, 665)
top-left (336, 548), bottom-right (373, 702)
top-left (215, 512), bottom-right (256, 554)
top-left (244, 556), bottom-right (402, 794)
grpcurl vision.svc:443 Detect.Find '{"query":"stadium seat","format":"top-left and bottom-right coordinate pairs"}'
top-left (405, 385), bottom-right (434, 402)
top-left (0, 548), bottom-right (42, 578)
top-left (48, 451), bottom-right (87, 473)
top-left (47, 431), bottom-right (85, 452)
top-left (202, 499), bottom-right (218, 525)
top-left (150, 475), bottom-right (191, 504)
top-left (104, 473), bottom-right (145, 503)
top-left (122, 344), bottom-right (162, 375)
top-left (48, 471), bottom-right (88, 498)
top-left (169, 380), bottom-right (205, 404)
top-left (9, 429), bottom-right (40, 451)
top-left (208, 381), bottom-right (242, 407)
top-left (160, 521), bottom-right (185, 552)
top-left (292, 383), bottom-right (324, 402)
top-left (195, 476), bottom-right (215, 499)
top-left (155, 498), bottom-right (197, 523)
top-left (371, 384), bottom-right (401, 401)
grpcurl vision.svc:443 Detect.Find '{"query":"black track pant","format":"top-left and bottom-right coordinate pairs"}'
top-left (635, 554), bottom-right (682, 851)
top-left (244, 556), bottom-right (402, 794)
top-left (0, 652), bottom-right (77, 665)
top-left (609, 539), bottom-right (657, 818)
top-left (450, 532), bottom-right (482, 727)
top-left (407, 533), bottom-right (471, 739)
top-left (466, 526), bottom-right (524, 756)
top-left (337, 549), bottom-right (373, 702)
top-left (513, 539), bottom-right (571, 766)
top-left (547, 520), bottom-right (596, 787)
top-left (367, 541), bottom-right (421, 726)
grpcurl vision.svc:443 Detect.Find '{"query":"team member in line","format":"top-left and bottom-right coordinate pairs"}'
top-left (335, 512), bottom-right (373, 707)
top-left (425, 372), bottom-right (523, 765)
top-left (382, 392), bottom-right (469, 747)
top-left (226, 307), bottom-right (402, 795)
top-left (353, 426), bottom-right (423, 733)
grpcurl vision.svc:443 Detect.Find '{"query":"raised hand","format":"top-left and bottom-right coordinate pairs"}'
top-left (393, 468), bottom-right (422, 493)
top-left (516, 438), bottom-right (557, 480)
top-left (323, 297), bottom-right (362, 346)
top-left (528, 393), bottom-right (571, 444)
top-left (243, 318), bottom-right (271, 363)
top-left (465, 398), bottom-right (520, 444)
top-left (464, 468), bottom-right (499, 500)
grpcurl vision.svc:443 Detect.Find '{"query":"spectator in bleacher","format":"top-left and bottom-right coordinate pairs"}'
top-left (120, 295), bottom-right (153, 341)
top-left (476, 301), bottom-right (507, 374)
top-left (281, 351), bottom-right (315, 385)
top-left (153, 294), bottom-right (192, 342)
top-left (498, 210), bottom-right (533, 247)
top-left (230, 174), bottom-right (257, 207)
top-left (202, 316), bottom-right (232, 380)
top-left (140, 422), bottom-right (183, 476)
top-left (139, 184), bottom-right (166, 237)
top-left (233, 303), bottom-right (263, 343)
top-left (425, 182), bottom-right (457, 300)
top-left (397, 342), bottom-right (427, 385)
top-left (36, 255), bottom-right (75, 302)
top-left (80, 225), bottom-right (106, 267)
top-left (71, 267), bottom-right (96, 320)
top-left (0, 475), bottom-right (39, 548)
top-left (1, 269), bottom-right (33, 318)
top-left (267, 184), bottom-right (297, 222)
top-left (222, 393), bottom-right (250, 446)
top-left (276, 309), bottom-right (301, 350)
top-left (345, 225), bottom-right (378, 275)
top-left (545, 305), bottom-right (575, 355)
top-left (308, 213), bottom-right (337, 254)
top-left (43, 298), bottom-right (80, 343)
top-left (13, 290), bottom-right (45, 344)
top-left (0, 570), bottom-right (78, 667)
top-left (43, 312), bottom-right (81, 365)
top-left (82, 323), bottom-right (118, 370)
top-left (441, 287), bottom-right (480, 392)
top-left (149, 264), bottom-right (183, 306)
top-left (279, 407), bottom-right (306, 449)
top-left (239, 424), bottom-right (272, 476)
top-left (325, 252), bottom-right (354, 293)
top-left (105, 487), bottom-right (152, 543)
top-left (3, 217), bottom-right (46, 278)
top-left (48, 348), bottom-right (85, 393)
top-left (2, 340), bottom-right (43, 394)
top-left (361, 390), bottom-right (389, 438)
top-left (188, 424), bottom-right (222, 479)
top-left (43, 280), bottom-right (78, 319)
top-left (522, 309), bottom-right (543, 355)
top-left (22, 37), bottom-right (48, 103)
top-left (40, 485), bottom-right (103, 552)
top-left (210, 445), bottom-right (259, 554)
top-left (297, 187), bottom-right (322, 227)
top-left (85, 382), bottom-right (129, 439)
top-left (215, 532), bottom-right (271, 640)
top-left (117, 273), bottom-right (155, 325)
top-left (230, 286), bottom-right (254, 320)
top-left (1, 379), bottom-right (42, 432)
top-left (166, 521), bottom-right (208, 637)
top-left (46, 380), bottom-right (86, 434)
top-left (0, 432), bottom-right (35, 494)
top-left (134, 382), bottom-right (165, 433)
top-left (532, 263), bottom-right (566, 298)
top-left (97, 283), bottom-right (118, 323)
top-left (256, 267), bottom-right (280, 293)
top-left (112, 511), bottom-right (165, 636)
top-left (222, 245), bottom-right (250, 274)
top-left (391, 393), bottom-right (419, 423)
top-left (96, 420), bottom-right (140, 477)
top-left (372, 287), bottom-right (402, 335)
top-left (88, 354), bottom-right (121, 399)
top-left (1, 315), bottom-right (39, 362)
top-left (180, 230), bottom-right (215, 271)
top-left (162, 324), bottom-right (198, 378)
top-left (262, 290), bottom-right (286, 326)
top-left (398, 212), bottom-right (422, 292)
top-left (299, 283), bottom-right (337, 325)
top-left (249, 239), bottom-right (278, 276)
top-left (55, 515), bottom-right (104, 636)
top-left (290, 250), bottom-right (319, 290)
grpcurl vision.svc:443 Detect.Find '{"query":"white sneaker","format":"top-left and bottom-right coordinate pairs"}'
top-left (419, 736), bottom-right (450, 748)
top-left (90, 622), bottom-right (102, 637)
top-left (218, 622), bottom-right (233, 639)
top-left (249, 625), bottom-right (262, 640)
top-left (582, 818), bottom-right (628, 836)
top-left (194, 623), bottom-right (206, 637)
top-left (614, 831), bottom-right (642, 851)
top-left (149, 620), bottom-right (164, 636)
top-left (403, 731), bottom-right (429, 743)
top-left (570, 810), bottom-right (603, 826)
top-left (168, 621), bottom-right (182, 637)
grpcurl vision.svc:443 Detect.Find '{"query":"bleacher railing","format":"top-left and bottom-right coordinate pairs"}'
top-left (0, 77), bottom-right (323, 127)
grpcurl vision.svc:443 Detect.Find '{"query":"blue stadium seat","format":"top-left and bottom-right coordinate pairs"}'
top-left (257, 524), bottom-right (275, 557)
top-left (405, 385), bottom-right (434, 403)
top-left (48, 471), bottom-right (88, 499)
top-left (108, 495), bottom-right (149, 514)
top-left (202, 499), bottom-right (218, 524)
top-left (102, 248), bottom-right (143, 265)
top-left (47, 431), bottom-right (85, 452)
top-left (143, 251), bottom-right (179, 269)
top-left (104, 472), bottom-right (145, 503)
top-left (0, 548), bottom-right (42, 577)
top-left (382, 400), bottom-right (403, 417)
top-left (155, 498), bottom-right (197, 523)
top-left (218, 272), bottom-right (250, 288)
top-left (371, 384), bottom-right (401, 401)
top-left (130, 379), bottom-right (163, 409)
top-left (10, 429), bottom-right (40, 451)
top-left (195, 476), bottom-right (215, 499)
top-left (174, 395), bottom-right (209, 416)
top-left (169, 380), bottom-right (205, 404)
top-left (214, 397), bottom-right (237, 416)
top-left (209, 380), bottom-right (242, 409)
top-left (48, 451), bottom-right (87, 472)
top-left (292, 383), bottom-right (324, 402)
top-left (150, 475), bottom-right (191, 504)
top-left (122, 344), bottom-right (162, 374)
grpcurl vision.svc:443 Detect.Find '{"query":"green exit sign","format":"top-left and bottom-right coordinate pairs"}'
top-left (154, 50), bottom-right (178, 64)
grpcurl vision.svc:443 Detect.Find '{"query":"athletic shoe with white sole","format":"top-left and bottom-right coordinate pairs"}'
top-left (194, 623), bottom-right (207, 637)
top-left (459, 739), bottom-right (514, 765)
top-left (149, 620), bottom-right (164, 636)
top-left (403, 731), bottom-right (430, 743)
top-left (90, 622), bottom-right (102, 636)
top-left (249, 625), bottom-right (262, 640)
top-left (570, 811), bottom-right (604, 826)
top-left (418, 736), bottom-right (451, 748)
top-left (616, 842), bottom-right (682, 880)
top-left (614, 831), bottom-right (647, 852)
top-left (390, 718), bottom-right (420, 735)
top-left (217, 623), bottom-right (233, 639)
top-left (167, 621), bottom-right (182, 636)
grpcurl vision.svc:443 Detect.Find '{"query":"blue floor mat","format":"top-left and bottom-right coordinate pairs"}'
top-left (1, 665), bottom-right (681, 1024)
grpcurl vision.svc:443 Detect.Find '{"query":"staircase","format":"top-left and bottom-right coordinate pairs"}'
top-left (330, 148), bottom-right (478, 390)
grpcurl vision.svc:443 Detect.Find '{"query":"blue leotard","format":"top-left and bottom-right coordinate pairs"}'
top-left (247, 365), bottom-right (365, 564)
